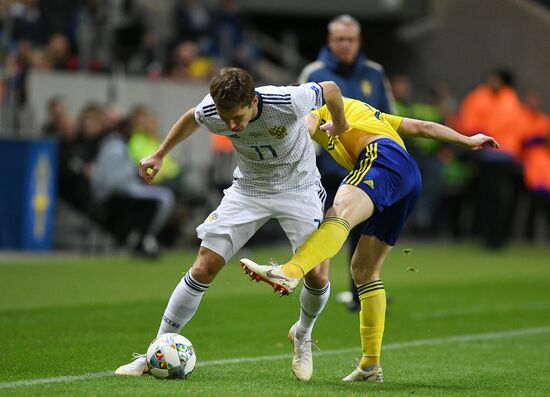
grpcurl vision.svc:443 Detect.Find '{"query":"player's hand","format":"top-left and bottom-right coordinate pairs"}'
top-left (139, 153), bottom-right (163, 184)
top-left (467, 133), bottom-right (500, 151)
top-left (320, 120), bottom-right (349, 136)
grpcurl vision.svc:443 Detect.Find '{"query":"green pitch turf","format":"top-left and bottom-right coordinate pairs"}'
top-left (1, 242), bottom-right (550, 396)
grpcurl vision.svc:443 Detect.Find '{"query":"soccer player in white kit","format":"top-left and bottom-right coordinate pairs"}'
top-left (115, 68), bottom-right (348, 381)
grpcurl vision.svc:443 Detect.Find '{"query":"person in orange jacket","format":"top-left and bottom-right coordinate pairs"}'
top-left (459, 69), bottom-right (526, 248)
top-left (460, 69), bottom-right (528, 159)
top-left (520, 89), bottom-right (550, 194)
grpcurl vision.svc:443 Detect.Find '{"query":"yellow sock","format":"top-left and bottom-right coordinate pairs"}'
top-left (281, 217), bottom-right (350, 278)
top-left (357, 280), bottom-right (386, 369)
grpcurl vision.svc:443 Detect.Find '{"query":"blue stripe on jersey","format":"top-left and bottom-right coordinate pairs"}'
top-left (250, 92), bottom-right (263, 122)
top-left (204, 110), bottom-right (218, 117)
top-left (262, 100), bottom-right (291, 104)
top-left (203, 104), bottom-right (216, 110)
top-left (261, 93), bottom-right (291, 97)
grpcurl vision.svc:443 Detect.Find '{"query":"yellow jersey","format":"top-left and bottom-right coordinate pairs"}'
top-left (312, 98), bottom-right (406, 171)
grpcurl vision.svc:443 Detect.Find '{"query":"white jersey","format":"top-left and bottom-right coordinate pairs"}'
top-left (194, 83), bottom-right (324, 196)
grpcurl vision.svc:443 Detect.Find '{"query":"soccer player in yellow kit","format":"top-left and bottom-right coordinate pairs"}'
top-left (241, 98), bottom-right (499, 382)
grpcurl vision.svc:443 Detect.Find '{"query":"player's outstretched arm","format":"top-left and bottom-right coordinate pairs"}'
top-left (397, 118), bottom-right (500, 151)
top-left (318, 81), bottom-right (348, 136)
top-left (139, 108), bottom-right (200, 184)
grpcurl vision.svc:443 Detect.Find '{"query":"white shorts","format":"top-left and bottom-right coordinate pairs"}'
top-left (196, 183), bottom-right (326, 263)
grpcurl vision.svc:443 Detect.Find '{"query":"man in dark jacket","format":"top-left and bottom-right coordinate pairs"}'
top-left (298, 14), bottom-right (395, 310)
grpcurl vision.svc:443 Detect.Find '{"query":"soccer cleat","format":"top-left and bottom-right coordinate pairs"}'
top-left (240, 258), bottom-right (299, 295)
top-left (288, 323), bottom-right (314, 381)
top-left (114, 353), bottom-right (149, 376)
top-left (342, 364), bottom-right (384, 382)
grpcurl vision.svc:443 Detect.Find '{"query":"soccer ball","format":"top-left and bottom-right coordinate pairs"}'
top-left (146, 333), bottom-right (196, 379)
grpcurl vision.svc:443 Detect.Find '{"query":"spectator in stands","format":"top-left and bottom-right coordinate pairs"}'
top-left (135, 0), bottom-right (174, 78)
top-left (43, 95), bottom-right (72, 136)
top-left (459, 69), bottom-right (527, 248)
top-left (39, 0), bottom-right (77, 40)
top-left (44, 100), bottom-right (89, 213)
top-left (521, 89), bottom-right (550, 195)
top-left (215, 0), bottom-right (243, 65)
top-left (47, 34), bottom-right (78, 70)
top-left (460, 69), bottom-right (527, 159)
top-left (128, 105), bottom-right (184, 193)
top-left (298, 14), bottom-right (394, 311)
top-left (520, 89), bottom-right (550, 240)
top-left (8, 0), bottom-right (45, 45)
top-left (432, 79), bottom-right (460, 129)
top-left (110, 0), bottom-right (146, 73)
top-left (69, 0), bottom-right (110, 72)
top-left (127, 104), bottom-right (202, 246)
top-left (92, 117), bottom-right (176, 258)
top-left (391, 74), bottom-right (445, 236)
top-left (29, 47), bottom-right (52, 70)
top-left (167, 40), bottom-right (214, 81)
top-left (174, 0), bottom-right (214, 52)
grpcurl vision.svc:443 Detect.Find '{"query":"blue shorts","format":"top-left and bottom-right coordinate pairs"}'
top-left (341, 138), bottom-right (422, 245)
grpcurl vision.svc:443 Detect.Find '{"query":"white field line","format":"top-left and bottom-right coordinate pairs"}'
top-left (411, 301), bottom-right (550, 319)
top-left (1, 325), bottom-right (549, 390)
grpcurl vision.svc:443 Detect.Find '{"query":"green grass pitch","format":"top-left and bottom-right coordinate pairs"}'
top-left (1, 242), bottom-right (550, 396)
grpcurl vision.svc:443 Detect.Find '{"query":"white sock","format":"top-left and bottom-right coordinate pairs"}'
top-left (157, 271), bottom-right (210, 335)
top-left (297, 282), bottom-right (330, 338)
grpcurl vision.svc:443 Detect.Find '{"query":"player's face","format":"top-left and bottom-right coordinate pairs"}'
top-left (217, 96), bottom-right (259, 133)
top-left (328, 24), bottom-right (361, 65)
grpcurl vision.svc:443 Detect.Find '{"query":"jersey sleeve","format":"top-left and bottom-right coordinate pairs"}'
top-left (381, 112), bottom-right (403, 131)
top-left (290, 82), bottom-right (325, 117)
top-left (194, 94), bottom-right (213, 125)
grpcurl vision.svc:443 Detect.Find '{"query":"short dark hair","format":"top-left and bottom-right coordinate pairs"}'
top-left (210, 67), bottom-right (255, 109)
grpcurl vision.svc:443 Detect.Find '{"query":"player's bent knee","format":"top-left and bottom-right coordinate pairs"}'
top-left (190, 247), bottom-right (225, 283)
top-left (350, 263), bottom-right (379, 285)
top-left (303, 260), bottom-right (330, 288)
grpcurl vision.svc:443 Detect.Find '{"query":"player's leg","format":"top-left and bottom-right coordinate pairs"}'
top-left (158, 187), bottom-right (270, 336)
top-left (344, 154), bottom-right (422, 382)
top-left (343, 235), bottom-right (391, 382)
top-left (298, 260), bottom-right (330, 337)
top-left (116, 187), bottom-right (270, 376)
top-left (115, 247), bottom-right (227, 377)
top-left (276, 185), bottom-right (331, 381)
top-left (157, 247), bottom-right (224, 336)
top-left (240, 185), bottom-right (375, 293)
top-left (283, 260), bottom-right (330, 381)
top-left (241, 144), bottom-right (380, 289)
top-left (281, 184), bottom-right (376, 278)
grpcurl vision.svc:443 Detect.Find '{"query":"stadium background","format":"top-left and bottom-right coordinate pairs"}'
top-left (0, 2), bottom-right (550, 395)
top-left (1, 0), bottom-right (550, 253)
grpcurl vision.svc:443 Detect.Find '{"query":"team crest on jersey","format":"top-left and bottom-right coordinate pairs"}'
top-left (205, 212), bottom-right (218, 223)
top-left (361, 80), bottom-right (372, 96)
top-left (269, 126), bottom-right (287, 139)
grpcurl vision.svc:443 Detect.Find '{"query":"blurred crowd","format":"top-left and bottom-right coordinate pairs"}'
top-left (390, 70), bottom-right (550, 248)
top-left (2, 3), bottom-right (549, 255)
top-left (43, 68), bottom-right (550, 257)
top-left (1, 0), bottom-right (253, 107)
top-left (44, 97), bottom-right (206, 257)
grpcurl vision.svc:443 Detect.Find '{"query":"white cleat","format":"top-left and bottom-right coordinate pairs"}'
top-left (240, 258), bottom-right (299, 295)
top-left (342, 364), bottom-right (384, 382)
top-left (288, 323), bottom-right (314, 381)
top-left (114, 353), bottom-right (148, 376)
